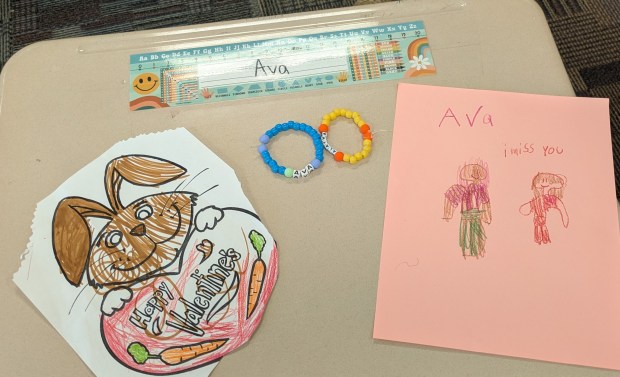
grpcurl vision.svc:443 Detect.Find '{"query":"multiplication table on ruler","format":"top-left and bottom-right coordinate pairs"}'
top-left (128, 21), bottom-right (435, 110)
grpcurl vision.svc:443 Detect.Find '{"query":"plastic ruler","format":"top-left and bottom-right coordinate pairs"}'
top-left (128, 20), bottom-right (434, 110)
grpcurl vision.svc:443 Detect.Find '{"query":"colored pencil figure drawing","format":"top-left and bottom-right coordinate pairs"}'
top-left (51, 154), bottom-right (278, 375)
top-left (443, 163), bottom-right (492, 258)
top-left (519, 172), bottom-right (569, 245)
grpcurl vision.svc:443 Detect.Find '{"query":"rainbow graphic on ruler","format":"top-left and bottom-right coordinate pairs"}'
top-left (404, 37), bottom-right (435, 78)
top-left (129, 20), bottom-right (435, 110)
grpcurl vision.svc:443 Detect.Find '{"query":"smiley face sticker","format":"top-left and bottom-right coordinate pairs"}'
top-left (132, 72), bottom-right (160, 95)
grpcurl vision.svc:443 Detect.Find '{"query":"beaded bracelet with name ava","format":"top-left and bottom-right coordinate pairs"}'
top-left (258, 121), bottom-right (324, 178)
top-left (319, 108), bottom-right (372, 164)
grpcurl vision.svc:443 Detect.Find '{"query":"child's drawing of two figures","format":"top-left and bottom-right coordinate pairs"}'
top-left (443, 163), bottom-right (569, 259)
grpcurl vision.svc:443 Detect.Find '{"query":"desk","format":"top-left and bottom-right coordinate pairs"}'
top-left (1, 1), bottom-right (617, 376)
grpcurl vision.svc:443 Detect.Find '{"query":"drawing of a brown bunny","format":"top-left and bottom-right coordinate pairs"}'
top-left (52, 155), bottom-right (226, 315)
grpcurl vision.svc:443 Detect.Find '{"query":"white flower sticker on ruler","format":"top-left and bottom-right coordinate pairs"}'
top-left (410, 55), bottom-right (431, 70)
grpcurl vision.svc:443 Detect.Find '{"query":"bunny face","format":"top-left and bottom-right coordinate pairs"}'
top-left (52, 155), bottom-right (198, 289)
top-left (88, 192), bottom-right (196, 287)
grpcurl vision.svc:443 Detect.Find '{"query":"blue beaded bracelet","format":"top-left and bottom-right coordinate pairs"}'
top-left (258, 121), bottom-right (324, 178)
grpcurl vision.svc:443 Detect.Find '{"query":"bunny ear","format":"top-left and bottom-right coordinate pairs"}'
top-left (105, 155), bottom-right (187, 212)
top-left (52, 197), bottom-right (113, 287)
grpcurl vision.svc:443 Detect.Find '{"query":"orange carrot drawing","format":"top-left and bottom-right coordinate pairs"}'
top-left (247, 230), bottom-right (267, 319)
top-left (127, 339), bottom-right (227, 366)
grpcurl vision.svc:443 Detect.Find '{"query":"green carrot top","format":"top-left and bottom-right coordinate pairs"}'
top-left (248, 230), bottom-right (266, 258)
top-left (127, 342), bottom-right (158, 364)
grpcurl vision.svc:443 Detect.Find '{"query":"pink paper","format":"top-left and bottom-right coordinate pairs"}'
top-left (374, 84), bottom-right (620, 370)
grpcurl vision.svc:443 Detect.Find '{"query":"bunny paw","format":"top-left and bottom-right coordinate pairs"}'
top-left (101, 287), bottom-right (133, 316)
top-left (195, 206), bottom-right (224, 231)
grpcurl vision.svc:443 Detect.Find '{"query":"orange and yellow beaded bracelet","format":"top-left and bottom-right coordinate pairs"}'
top-left (319, 108), bottom-right (373, 164)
